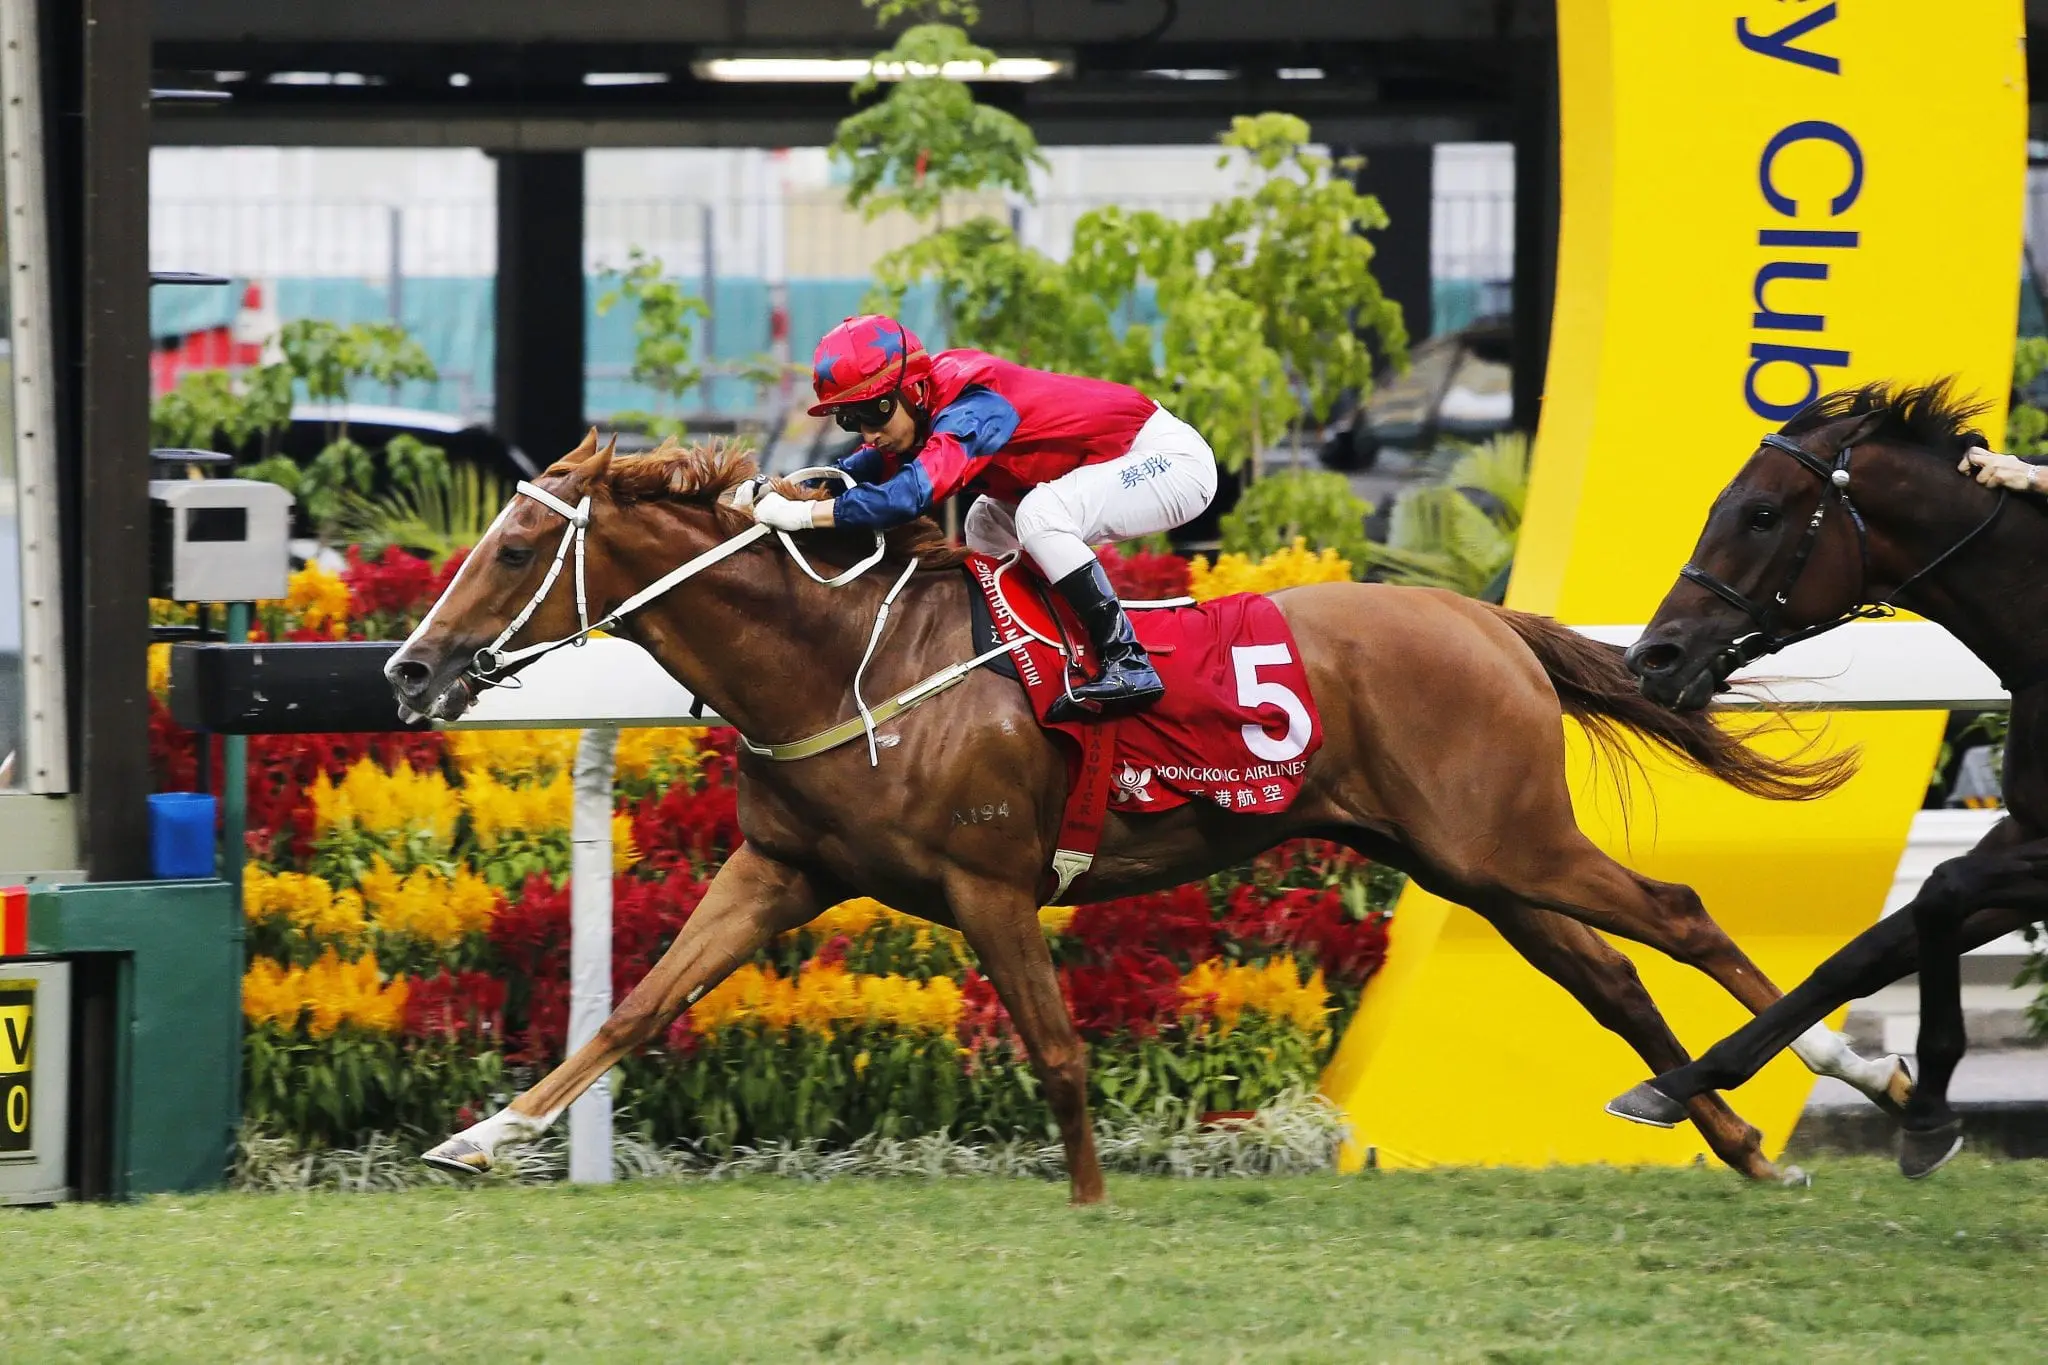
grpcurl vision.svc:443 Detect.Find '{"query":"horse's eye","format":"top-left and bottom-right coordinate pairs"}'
top-left (497, 544), bottom-right (536, 568)
top-left (1747, 506), bottom-right (1780, 531)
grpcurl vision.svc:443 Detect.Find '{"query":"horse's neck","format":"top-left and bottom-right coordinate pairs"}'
top-left (1885, 486), bottom-right (2048, 691)
top-left (624, 546), bottom-right (957, 745)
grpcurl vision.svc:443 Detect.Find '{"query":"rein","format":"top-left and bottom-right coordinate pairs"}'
top-left (466, 466), bottom-right (1010, 766)
top-left (1679, 432), bottom-right (2007, 676)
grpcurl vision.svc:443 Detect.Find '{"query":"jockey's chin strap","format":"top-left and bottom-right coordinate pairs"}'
top-left (469, 465), bottom-right (1013, 767)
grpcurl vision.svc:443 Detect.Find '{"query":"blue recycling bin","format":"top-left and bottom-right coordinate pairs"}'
top-left (147, 792), bottom-right (218, 879)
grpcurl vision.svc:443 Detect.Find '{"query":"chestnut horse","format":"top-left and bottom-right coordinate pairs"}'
top-left (1610, 381), bottom-right (2042, 1178)
top-left (386, 431), bottom-right (1907, 1201)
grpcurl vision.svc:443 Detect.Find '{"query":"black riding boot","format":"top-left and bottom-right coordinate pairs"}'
top-left (1046, 560), bottom-right (1165, 722)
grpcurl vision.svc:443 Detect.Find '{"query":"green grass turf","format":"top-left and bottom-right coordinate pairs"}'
top-left (2, 1157), bottom-right (2044, 1362)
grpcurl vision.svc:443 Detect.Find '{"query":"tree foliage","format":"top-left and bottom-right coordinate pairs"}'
top-left (149, 318), bottom-right (445, 533)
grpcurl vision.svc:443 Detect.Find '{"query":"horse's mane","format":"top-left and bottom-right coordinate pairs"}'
top-left (1779, 378), bottom-right (1992, 456)
top-left (591, 435), bottom-right (969, 571)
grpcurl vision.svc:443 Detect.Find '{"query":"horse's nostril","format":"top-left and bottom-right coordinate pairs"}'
top-left (388, 658), bottom-right (431, 696)
top-left (1625, 642), bottom-right (1683, 677)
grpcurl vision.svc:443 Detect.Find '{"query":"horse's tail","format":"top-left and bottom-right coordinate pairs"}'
top-left (1493, 607), bottom-right (1859, 802)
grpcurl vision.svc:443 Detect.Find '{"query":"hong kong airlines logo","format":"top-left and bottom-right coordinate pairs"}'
top-left (1112, 764), bottom-right (1155, 804)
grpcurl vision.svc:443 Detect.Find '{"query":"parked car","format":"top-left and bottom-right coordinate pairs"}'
top-left (1321, 316), bottom-right (1514, 471)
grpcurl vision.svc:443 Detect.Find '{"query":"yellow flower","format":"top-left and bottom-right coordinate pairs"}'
top-left (685, 962), bottom-right (965, 1039)
top-left (1179, 956), bottom-right (1331, 1040)
top-left (1037, 905), bottom-right (1076, 936)
top-left (310, 759), bottom-right (460, 847)
top-left (459, 766), bottom-right (572, 847)
top-left (240, 948), bottom-right (408, 1036)
top-left (611, 812), bottom-right (641, 872)
top-left (1188, 538), bottom-right (1351, 601)
top-left (360, 860), bottom-right (501, 946)
top-left (147, 643), bottom-right (171, 699)
top-left (240, 957), bottom-right (301, 1030)
top-left (242, 867), bottom-right (366, 945)
top-left (614, 727), bottom-right (702, 787)
top-left (853, 1050), bottom-right (871, 1075)
top-left (447, 729), bottom-right (579, 784)
top-left (282, 562), bottom-right (351, 633)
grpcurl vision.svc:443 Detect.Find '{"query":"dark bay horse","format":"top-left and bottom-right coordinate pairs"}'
top-left (385, 431), bottom-right (1907, 1201)
top-left (1610, 380), bottom-right (2046, 1178)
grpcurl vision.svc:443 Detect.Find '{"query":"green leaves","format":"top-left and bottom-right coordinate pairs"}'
top-left (597, 247), bottom-right (711, 439)
top-left (1351, 432), bottom-right (1531, 598)
top-left (1219, 471), bottom-right (1375, 567)
top-left (830, 24), bottom-right (1046, 221)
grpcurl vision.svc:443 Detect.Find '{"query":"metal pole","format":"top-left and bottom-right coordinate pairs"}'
top-left (222, 602), bottom-right (250, 892)
top-left (700, 203), bottom-right (716, 401)
top-left (387, 205), bottom-right (404, 403)
top-left (568, 726), bottom-right (618, 1184)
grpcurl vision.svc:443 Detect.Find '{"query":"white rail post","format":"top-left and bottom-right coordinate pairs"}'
top-left (568, 726), bottom-right (619, 1184)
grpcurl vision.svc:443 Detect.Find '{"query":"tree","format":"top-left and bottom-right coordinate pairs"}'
top-left (148, 317), bottom-right (444, 534)
top-left (827, 0), bottom-right (1045, 223)
top-left (596, 247), bottom-right (711, 441)
top-left (850, 81), bottom-right (1408, 474)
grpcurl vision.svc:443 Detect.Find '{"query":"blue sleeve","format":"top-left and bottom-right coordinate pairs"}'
top-left (833, 444), bottom-right (892, 485)
top-left (834, 462), bottom-right (936, 530)
top-left (931, 386), bottom-right (1019, 458)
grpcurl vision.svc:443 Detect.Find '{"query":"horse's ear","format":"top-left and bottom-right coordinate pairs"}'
top-left (1834, 407), bottom-right (1891, 448)
top-left (575, 433), bottom-right (616, 489)
top-left (566, 427), bottom-right (600, 464)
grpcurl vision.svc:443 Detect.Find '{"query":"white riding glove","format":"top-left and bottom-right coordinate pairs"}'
top-left (1960, 447), bottom-right (2041, 492)
top-left (752, 489), bottom-right (822, 531)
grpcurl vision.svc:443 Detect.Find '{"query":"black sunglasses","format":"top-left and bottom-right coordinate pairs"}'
top-left (834, 394), bottom-right (898, 433)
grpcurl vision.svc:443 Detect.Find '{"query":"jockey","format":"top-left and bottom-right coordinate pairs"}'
top-left (752, 314), bottom-right (1218, 721)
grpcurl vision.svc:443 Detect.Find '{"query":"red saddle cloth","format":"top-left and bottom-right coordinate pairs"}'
top-left (965, 553), bottom-right (1324, 817)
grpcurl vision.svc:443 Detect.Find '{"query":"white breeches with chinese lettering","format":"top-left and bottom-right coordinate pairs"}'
top-left (962, 405), bottom-right (1219, 582)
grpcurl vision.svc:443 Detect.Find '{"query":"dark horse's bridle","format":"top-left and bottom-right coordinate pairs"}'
top-left (1678, 431), bottom-right (2009, 678)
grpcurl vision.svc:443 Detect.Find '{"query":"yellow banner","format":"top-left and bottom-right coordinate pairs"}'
top-left (1324, 1), bottom-right (2026, 1169)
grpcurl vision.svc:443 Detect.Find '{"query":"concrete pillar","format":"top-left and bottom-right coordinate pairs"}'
top-left (493, 151), bottom-right (587, 468)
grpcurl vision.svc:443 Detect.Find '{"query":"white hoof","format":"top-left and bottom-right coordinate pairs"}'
top-left (1778, 1164), bottom-right (1812, 1189)
top-left (422, 1135), bottom-right (493, 1177)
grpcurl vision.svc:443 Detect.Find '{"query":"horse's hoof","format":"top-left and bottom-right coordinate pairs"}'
top-left (1898, 1120), bottom-right (1964, 1180)
top-left (1605, 1081), bottom-right (1686, 1128)
top-left (422, 1135), bottom-right (493, 1177)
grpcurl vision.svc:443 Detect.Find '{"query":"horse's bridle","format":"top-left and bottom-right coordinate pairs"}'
top-left (1678, 431), bottom-right (2008, 677)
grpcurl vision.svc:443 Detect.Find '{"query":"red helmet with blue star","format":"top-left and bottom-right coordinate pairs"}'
top-left (807, 314), bottom-right (931, 416)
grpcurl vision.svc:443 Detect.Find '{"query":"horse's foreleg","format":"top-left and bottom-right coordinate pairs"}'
top-left (1481, 900), bottom-right (1796, 1183)
top-left (424, 843), bottom-right (826, 1175)
top-left (949, 873), bottom-right (1105, 1206)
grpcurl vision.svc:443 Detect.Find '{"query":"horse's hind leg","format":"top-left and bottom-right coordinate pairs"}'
top-left (1480, 898), bottom-right (1795, 1183)
top-left (1497, 836), bottom-right (1909, 1113)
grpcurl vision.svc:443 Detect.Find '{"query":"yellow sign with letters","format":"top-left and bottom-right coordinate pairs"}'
top-left (1323, 1), bottom-right (2026, 1168)
top-left (0, 982), bottom-right (34, 1155)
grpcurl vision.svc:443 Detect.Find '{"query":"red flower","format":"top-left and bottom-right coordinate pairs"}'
top-left (628, 779), bottom-right (741, 873)
top-left (1097, 543), bottom-right (1191, 600)
top-left (1065, 886), bottom-right (1217, 967)
top-left (1222, 884), bottom-right (1389, 986)
top-left (343, 544), bottom-right (441, 619)
top-left (1059, 949), bottom-right (1183, 1039)
top-left (403, 969), bottom-right (510, 1041)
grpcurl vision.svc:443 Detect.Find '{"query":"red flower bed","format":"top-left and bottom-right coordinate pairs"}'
top-left (404, 969), bottom-right (510, 1042)
top-left (1097, 543), bottom-right (1192, 600)
top-left (1065, 886), bottom-right (1218, 968)
top-left (1222, 883), bottom-right (1390, 986)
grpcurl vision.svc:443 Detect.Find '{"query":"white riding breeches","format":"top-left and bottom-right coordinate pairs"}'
top-left (962, 405), bottom-right (1219, 582)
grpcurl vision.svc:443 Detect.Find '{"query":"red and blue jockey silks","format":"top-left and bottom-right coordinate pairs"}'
top-left (808, 315), bottom-right (933, 415)
top-left (832, 349), bottom-right (1161, 531)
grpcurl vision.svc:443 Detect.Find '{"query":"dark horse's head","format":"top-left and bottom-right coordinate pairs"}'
top-left (1626, 380), bottom-right (1997, 711)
